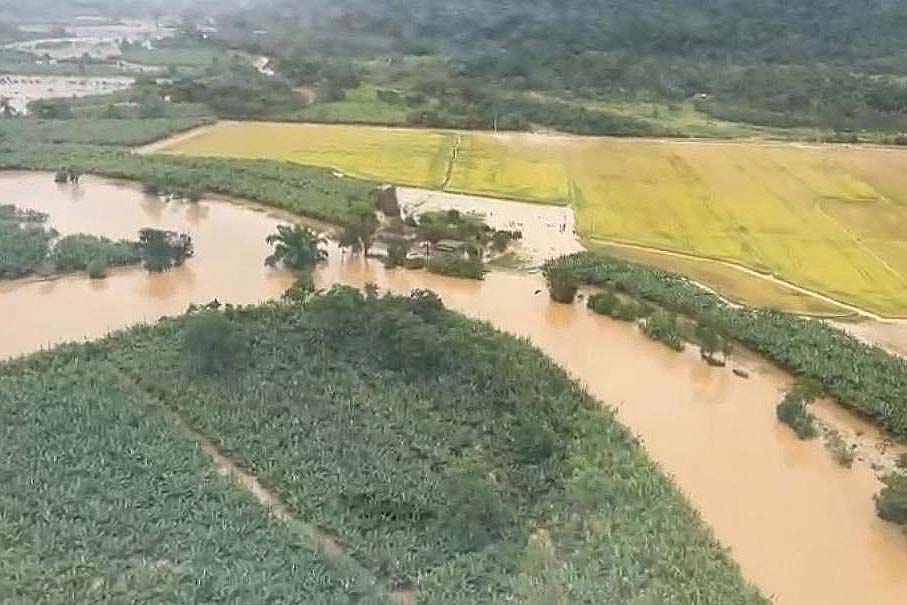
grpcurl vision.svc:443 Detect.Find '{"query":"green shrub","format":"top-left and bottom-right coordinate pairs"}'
top-left (384, 239), bottom-right (412, 268)
top-left (50, 234), bottom-right (140, 272)
top-left (491, 230), bottom-right (513, 252)
top-left (588, 291), bottom-right (645, 321)
top-left (823, 429), bottom-right (855, 468)
top-left (588, 291), bottom-right (620, 315)
top-left (776, 394), bottom-right (819, 439)
top-left (876, 473), bottom-right (907, 525)
top-left (182, 312), bottom-right (245, 376)
top-left (139, 228), bottom-right (194, 273)
top-left (642, 311), bottom-right (685, 351)
top-left (400, 257), bottom-right (425, 270)
top-left (543, 266), bottom-right (578, 303)
top-left (0, 221), bottom-right (54, 278)
top-left (281, 274), bottom-right (316, 303)
top-left (425, 253), bottom-right (485, 280)
top-left (86, 257), bottom-right (108, 279)
top-left (898, 454), bottom-right (907, 470)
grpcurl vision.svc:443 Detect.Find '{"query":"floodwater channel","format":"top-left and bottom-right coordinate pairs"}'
top-left (1, 172), bottom-right (906, 604)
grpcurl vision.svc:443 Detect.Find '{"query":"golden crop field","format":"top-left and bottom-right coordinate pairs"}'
top-left (160, 121), bottom-right (455, 188)
top-left (445, 132), bottom-right (571, 203)
top-left (155, 122), bottom-right (907, 316)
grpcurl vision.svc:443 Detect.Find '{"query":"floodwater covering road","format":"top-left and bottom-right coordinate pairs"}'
top-left (1, 172), bottom-right (906, 604)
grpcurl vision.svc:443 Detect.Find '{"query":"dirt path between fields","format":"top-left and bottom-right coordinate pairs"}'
top-left (134, 124), bottom-right (218, 154)
top-left (110, 360), bottom-right (409, 603)
top-left (441, 134), bottom-right (461, 189)
top-left (162, 404), bottom-right (414, 603)
top-left (588, 237), bottom-right (892, 320)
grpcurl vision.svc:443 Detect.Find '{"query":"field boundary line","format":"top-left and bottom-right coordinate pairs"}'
top-left (440, 133), bottom-right (461, 189)
top-left (586, 236), bottom-right (897, 320)
top-left (133, 123), bottom-right (219, 155)
top-left (111, 368), bottom-right (407, 604)
top-left (133, 118), bottom-right (907, 152)
top-left (815, 199), bottom-right (907, 289)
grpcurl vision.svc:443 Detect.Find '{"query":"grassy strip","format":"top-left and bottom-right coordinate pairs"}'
top-left (0, 118), bottom-right (212, 147)
top-left (6, 287), bottom-right (767, 604)
top-left (0, 144), bottom-right (376, 226)
top-left (545, 251), bottom-right (907, 438)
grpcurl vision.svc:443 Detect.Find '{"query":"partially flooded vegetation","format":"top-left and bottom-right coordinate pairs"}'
top-left (7, 2), bottom-right (907, 603)
top-left (546, 252), bottom-right (907, 439)
top-left (0, 202), bottom-right (142, 278)
top-left (2, 173), bottom-right (907, 603)
top-left (0, 285), bottom-right (767, 604)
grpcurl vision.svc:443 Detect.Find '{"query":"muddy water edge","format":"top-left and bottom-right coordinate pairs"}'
top-left (1, 172), bottom-right (906, 604)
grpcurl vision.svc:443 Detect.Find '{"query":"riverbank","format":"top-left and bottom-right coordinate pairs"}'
top-left (2, 171), bottom-right (907, 604)
top-left (144, 120), bottom-right (907, 318)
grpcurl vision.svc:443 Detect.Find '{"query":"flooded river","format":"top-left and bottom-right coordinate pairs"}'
top-left (1, 172), bottom-right (906, 604)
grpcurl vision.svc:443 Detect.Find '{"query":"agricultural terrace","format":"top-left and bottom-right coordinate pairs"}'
top-left (0, 290), bottom-right (765, 604)
top-left (155, 122), bottom-right (907, 317)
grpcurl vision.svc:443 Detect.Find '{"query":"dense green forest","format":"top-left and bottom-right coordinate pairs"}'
top-left (0, 289), bottom-right (766, 603)
top-left (187, 0), bottom-right (907, 136)
top-left (7, 0), bottom-right (907, 138)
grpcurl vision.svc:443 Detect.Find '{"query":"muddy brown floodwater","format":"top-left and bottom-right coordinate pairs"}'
top-left (2, 172), bottom-right (907, 604)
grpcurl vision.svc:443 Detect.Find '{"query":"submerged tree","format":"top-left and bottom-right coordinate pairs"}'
top-left (337, 208), bottom-right (379, 256)
top-left (138, 228), bottom-right (194, 272)
top-left (876, 472), bottom-right (907, 525)
top-left (696, 323), bottom-right (730, 366)
top-left (265, 224), bottom-right (327, 270)
top-left (543, 265), bottom-right (578, 303)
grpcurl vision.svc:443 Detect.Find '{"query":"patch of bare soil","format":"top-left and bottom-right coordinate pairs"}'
top-left (831, 318), bottom-right (907, 359)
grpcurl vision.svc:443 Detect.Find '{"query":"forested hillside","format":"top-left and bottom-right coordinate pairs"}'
top-left (212, 0), bottom-right (907, 136)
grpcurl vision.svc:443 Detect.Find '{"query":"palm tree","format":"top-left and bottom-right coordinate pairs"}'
top-left (265, 224), bottom-right (327, 270)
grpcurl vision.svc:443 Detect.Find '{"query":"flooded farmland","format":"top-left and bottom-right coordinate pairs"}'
top-left (8, 19), bottom-right (171, 60)
top-left (1, 172), bottom-right (906, 605)
top-left (0, 74), bottom-right (133, 113)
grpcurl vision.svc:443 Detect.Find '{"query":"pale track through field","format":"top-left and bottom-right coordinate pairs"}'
top-left (815, 199), bottom-right (907, 289)
top-left (587, 237), bottom-right (897, 321)
top-left (440, 134), bottom-right (461, 189)
top-left (113, 366), bottom-right (412, 604)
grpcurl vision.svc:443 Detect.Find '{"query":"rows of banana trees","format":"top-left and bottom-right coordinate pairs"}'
top-left (545, 252), bottom-right (907, 438)
top-left (0, 144), bottom-right (377, 227)
top-left (3, 286), bottom-right (765, 604)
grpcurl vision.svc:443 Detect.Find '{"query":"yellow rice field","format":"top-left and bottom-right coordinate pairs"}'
top-left (154, 122), bottom-right (907, 317)
top-left (445, 132), bottom-right (571, 203)
top-left (163, 121), bottom-right (455, 188)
